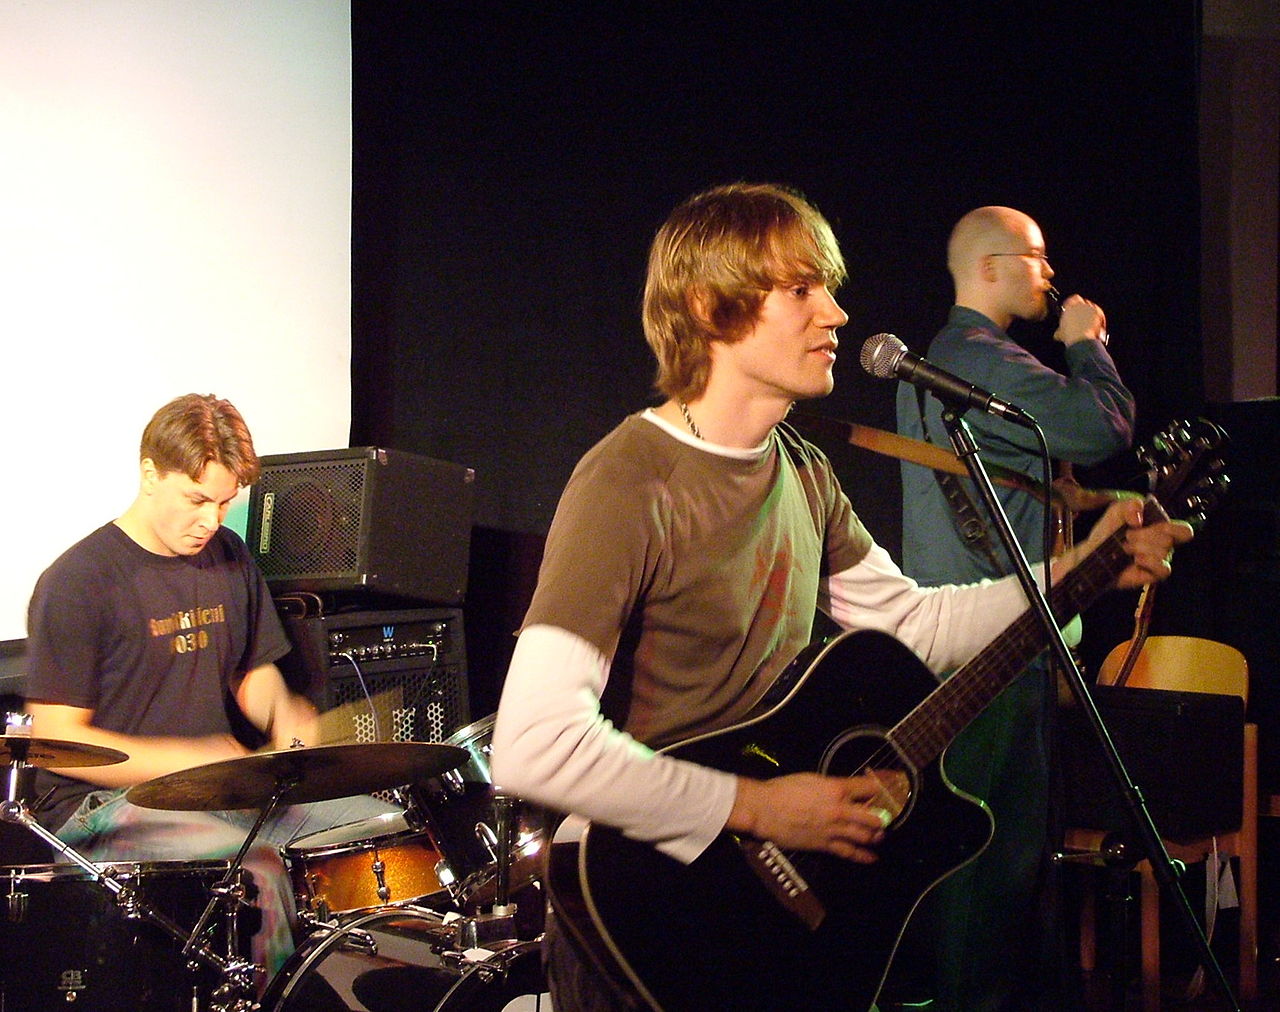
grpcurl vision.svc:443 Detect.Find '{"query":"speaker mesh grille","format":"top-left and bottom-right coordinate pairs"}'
top-left (257, 461), bottom-right (367, 579)
top-left (323, 663), bottom-right (467, 744)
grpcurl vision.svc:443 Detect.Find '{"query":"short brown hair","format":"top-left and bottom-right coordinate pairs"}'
top-left (642, 183), bottom-right (846, 400)
top-left (140, 393), bottom-right (261, 486)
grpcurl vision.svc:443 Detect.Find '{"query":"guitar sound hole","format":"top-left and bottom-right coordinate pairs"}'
top-left (821, 728), bottom-right (916, 828)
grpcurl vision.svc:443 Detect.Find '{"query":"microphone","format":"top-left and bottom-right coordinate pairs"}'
top-left (1046, 285), bottom-right (1063, 319)
top-left (860, 333), bottom-right (1037, 427)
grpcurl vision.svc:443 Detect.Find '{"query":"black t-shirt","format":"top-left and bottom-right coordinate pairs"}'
top-left (25, 522), bottom-right (291, 831)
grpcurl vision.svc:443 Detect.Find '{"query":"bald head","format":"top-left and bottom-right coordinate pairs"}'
top-left (948, 207), bottom-right (1039, 277)
top-left (946, 206), bottom-right (1051, 327)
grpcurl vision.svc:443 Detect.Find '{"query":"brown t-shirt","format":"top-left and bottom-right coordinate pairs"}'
top-left (522, 414), bottom-right (872, 746)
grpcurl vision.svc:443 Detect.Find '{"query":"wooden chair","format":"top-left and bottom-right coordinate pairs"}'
top-left (1063, 636), bottom-right (1257, 1009)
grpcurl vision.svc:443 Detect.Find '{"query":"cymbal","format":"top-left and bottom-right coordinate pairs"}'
top-left (1, 734), bottom-right (128, 768)
top-left (125, 741), bottom-right (469, 811)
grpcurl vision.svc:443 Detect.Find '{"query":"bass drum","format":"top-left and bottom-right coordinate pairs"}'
top-left (262, 906), bottom-right (551, 1011)
top-left (0, 860), bottom-right (237, 1011)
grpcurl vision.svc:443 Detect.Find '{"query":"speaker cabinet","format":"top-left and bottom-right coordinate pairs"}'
top-left (276, 607), bottom-right (470, 744)
top-left (1060, 684), bottom-right (1244, 842)
top-left (247, 447), bottom-right (475, 605)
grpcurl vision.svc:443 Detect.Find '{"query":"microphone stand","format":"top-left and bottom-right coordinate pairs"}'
top-left (936, 403), bottom-right (1238, 1011)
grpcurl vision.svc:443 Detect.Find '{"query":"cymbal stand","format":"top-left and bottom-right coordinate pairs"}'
top-left (0, 746), bottom-right (259, 1011)
top-left (183, 772), bottom-right (301, 1004)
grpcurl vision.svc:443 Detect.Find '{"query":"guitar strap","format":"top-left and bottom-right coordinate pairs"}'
top-left (915, 387), bottom-right (1006, 576)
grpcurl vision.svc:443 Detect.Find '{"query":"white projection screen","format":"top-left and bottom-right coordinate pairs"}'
top-left (0, 2), bottom-right (352, 644)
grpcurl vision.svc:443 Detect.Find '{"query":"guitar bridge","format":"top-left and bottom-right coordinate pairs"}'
top-left (739, 838), bottom-right (825, 931)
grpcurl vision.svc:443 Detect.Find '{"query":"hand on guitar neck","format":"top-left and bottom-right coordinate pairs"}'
top-left (1051, 467), bottom-right (1141, 516)
top-left (1057, 497), bottom-right (1194, 592)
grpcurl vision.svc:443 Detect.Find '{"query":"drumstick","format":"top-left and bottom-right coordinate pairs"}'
top-left (315, 687), bottom-right (407, 745)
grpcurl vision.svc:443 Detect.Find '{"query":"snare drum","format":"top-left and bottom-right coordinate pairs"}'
top-left (0, 860), bottom-right (236, 1011)
top-left (261, 906), bottom-right (549, 1011)
top-left (283, 811), bottom-right (449, 920)
top-left (412, 714), bottom-right (547, 908)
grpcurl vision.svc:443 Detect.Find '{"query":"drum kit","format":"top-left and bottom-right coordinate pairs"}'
top-left (0, 714), bottom-right (553, 1011)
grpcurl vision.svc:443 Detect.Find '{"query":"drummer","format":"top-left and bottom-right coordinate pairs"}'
top-left (22, 393), bottom-right (397, 990)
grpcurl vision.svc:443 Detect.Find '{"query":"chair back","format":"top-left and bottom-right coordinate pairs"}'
top-left (1098, 635), bottom-right (1248, 703)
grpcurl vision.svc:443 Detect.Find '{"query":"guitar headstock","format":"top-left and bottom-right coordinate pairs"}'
top-left (1136, 418), bottom-right (1230, 529)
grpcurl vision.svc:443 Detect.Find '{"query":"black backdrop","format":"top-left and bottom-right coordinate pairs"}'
top-left (348, 3), bottom-right (1212, 716)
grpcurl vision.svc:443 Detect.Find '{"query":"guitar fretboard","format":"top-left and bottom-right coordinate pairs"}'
top-left (891, 530), bottom-right (1130, 770)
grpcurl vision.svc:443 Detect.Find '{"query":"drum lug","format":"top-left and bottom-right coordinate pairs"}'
top-left (474, 821), bottom-right (499, 864)
top-left (296, 907), bottom-right (341, 938)
top-left (301, 920), bottom-right (381, 957)
top-left (435, 858), bottom-right (459, 894)
top-left (4, 887), bottom-right (28, 924)
top-left (370, 854), bottom-right (391, 903)
top-left (340, 926), bottom-right (379, 957)
top-left (439, 948), bottom-right (504, 979)
top-left (301, 872), bottom-right (334, 923)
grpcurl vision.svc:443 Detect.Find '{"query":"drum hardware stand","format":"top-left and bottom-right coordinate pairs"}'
top-left (0, 744), bottom-right (258, 1012)
top-left (492, 793), bottom-right (516, 918)
top-left (442, 793), bottom-right (524, 957)
top-left (184, 770), bottom-right (309, 1008)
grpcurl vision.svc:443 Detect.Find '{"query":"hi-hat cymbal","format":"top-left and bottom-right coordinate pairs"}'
top-left (125, 741), bottom-right (469, 811)
top-left (1, 734), bottom-right (128, 768)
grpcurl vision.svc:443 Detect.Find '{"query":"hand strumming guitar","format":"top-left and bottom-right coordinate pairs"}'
top-left (728, 769), bottom-right (906, 864)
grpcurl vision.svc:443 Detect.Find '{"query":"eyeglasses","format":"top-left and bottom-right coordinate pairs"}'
top-left (988, 252), bottom-right (1051, 265)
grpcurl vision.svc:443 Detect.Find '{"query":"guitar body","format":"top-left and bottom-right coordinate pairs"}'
top-left (574, 630), bottom-right (995, 1011)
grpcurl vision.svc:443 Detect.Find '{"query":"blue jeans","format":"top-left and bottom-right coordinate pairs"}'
top-left (55, 788), bottom-right (397, 990)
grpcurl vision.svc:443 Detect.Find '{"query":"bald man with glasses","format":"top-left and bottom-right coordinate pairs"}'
top-left (894, 205), bottom-right (1135, 1011)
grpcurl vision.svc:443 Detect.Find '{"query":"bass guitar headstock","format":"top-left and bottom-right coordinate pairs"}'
top-left (1136, 418), bottom-right (1230, 529)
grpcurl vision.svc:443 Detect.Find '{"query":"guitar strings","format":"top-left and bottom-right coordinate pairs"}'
top-left (843, 531), bottom-right (1129, 816)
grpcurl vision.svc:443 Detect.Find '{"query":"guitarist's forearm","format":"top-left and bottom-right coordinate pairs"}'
top-left (493, 624), bottom-right (738, 863)
top-left (825, 543), bottom-right (1049, 674)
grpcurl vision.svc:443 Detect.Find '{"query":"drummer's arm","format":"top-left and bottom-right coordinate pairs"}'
top-left (234, 662), bottom-right (320, 751)
top-left (25, 700), bottom-right (248, 788)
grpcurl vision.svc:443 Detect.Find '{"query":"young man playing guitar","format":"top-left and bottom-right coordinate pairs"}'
top-left (491, 183), bottom-right (1189, 1011)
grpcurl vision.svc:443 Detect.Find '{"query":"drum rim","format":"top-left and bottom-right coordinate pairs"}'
top-left (284, 810), bottom-right (423, 855)
top-left (0, 859), bottom-right (232, 880)
top-left (262, 907), bottom-right (543, 1012)
top-left (442, 712), bottom-right (495, 748)
top-left (261, 904), bottom-right (451, 1009)
top-left (426, 937), bottom-right (545, 1010)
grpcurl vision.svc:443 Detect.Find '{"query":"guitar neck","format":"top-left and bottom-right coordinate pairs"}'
top-left (891, 527), bottom-right (1129, 770)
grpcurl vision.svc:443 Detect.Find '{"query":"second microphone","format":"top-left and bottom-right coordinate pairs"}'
top-left (860, 333), bottom-right (1037, 428)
